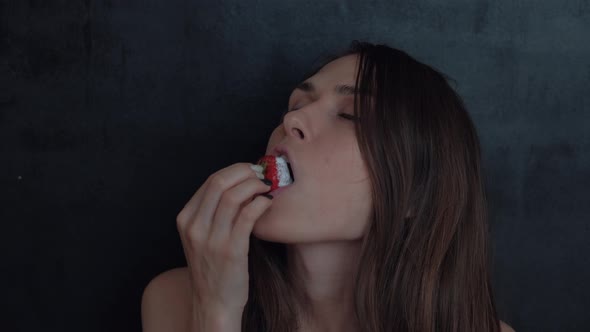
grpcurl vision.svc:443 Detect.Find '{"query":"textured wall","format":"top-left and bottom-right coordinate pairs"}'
top-left (2, 1), bottom-right (589, 331)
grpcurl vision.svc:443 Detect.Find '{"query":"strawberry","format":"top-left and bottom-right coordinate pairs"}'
top-left (255, 155), bottom-right (293, 191)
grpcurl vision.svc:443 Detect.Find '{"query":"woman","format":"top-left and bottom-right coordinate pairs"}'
top-left (141, 41), bottom-right (516, 332)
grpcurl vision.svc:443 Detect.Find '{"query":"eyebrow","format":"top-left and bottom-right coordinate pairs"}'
top-left (294, 81), bottom-right (368, 96)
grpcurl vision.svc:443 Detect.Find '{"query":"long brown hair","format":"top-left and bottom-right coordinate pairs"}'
top-left (243, 40), bottom-right (501, 332)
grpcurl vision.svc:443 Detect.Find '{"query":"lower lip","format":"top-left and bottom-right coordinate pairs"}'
top-left (270, 183), bottom-right (293, 196)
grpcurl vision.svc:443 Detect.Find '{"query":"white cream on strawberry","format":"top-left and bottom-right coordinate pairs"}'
top-left (250, 155), bottom-right (294, 189)
top-left (275, 155), bottom-right (294, 187)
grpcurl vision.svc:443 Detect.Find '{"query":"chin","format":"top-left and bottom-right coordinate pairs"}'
top-left (252, 221), bottom-right (328, 245)
top-left (251, 210), bottom-right (304, 244)
top-left (252, 210), bottom-right (288, 242)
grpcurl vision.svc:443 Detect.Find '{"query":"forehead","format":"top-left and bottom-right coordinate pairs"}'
top-left (291, 54), bottom-right (363, 99)
top-left (313, 54), bottom-right (359, 85)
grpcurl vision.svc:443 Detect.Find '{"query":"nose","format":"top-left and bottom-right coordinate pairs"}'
top-left (282, 111), bottom-right (305, 140)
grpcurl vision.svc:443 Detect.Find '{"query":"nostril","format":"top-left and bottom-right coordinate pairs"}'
top-left (293, 128), bottom-right (304, 139)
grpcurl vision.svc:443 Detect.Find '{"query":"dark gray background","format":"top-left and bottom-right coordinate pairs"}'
top-left (2, 1), bottom-right (589, 331)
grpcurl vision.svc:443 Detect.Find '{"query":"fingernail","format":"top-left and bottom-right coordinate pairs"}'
top-left (261, 193), bottom-right (274, 200)
top-left (261, 178), bottom-right (273, 186)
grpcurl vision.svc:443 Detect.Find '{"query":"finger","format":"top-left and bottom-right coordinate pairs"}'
top-left (231, 194), bottom-right (274, 255)
top-left (208, 177), bottom-right (271, 246)
top-left (176, 168), bottom-right (225, 262)
top-left (176, 176), bottom-right (211, 234)
top-left (188, 163), bottom-right (262, 244)
top-left (176, 178), bottom-right (212, 266)
top-left (176, 163), bottom-right (260, 274)
top-left (178, 163), bottom-right (264, 227)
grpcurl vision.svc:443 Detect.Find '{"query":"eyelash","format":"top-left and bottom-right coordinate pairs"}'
top-left (281, 107), bottom-right (358, 121)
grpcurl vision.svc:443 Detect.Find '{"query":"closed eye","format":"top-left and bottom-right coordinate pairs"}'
top-left (280, 107), bottom-right (358, 122)
top-left (338, 113), bottom-right (359, 121)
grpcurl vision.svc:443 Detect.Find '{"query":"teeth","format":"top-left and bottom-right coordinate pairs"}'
top-left (281, 156), bottom-right (294, 182)
top-left (277, 155), bottom-right (294, 183)
top-left (274, 155), bottom-right (293, 187)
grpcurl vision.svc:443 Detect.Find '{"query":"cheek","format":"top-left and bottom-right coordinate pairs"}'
top-left (318, 154), bottom-right (368, 186)
top-left (315, 195), bottom-right (372, 240)
top-left (316, 179), bottom-right (371, 219)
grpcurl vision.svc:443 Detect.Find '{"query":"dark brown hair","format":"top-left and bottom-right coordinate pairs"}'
top-left (243, 40), bottom-right (501, 332)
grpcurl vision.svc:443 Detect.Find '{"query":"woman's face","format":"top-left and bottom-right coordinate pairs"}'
top-left (252, 54), bottom-right (373, 243)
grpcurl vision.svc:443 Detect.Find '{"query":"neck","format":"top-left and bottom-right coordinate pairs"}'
top-left (286, 240), bottom-right (363, 332)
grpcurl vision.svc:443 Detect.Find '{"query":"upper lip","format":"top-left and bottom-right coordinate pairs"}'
top-left (271, 145), bottom-right (291, 163)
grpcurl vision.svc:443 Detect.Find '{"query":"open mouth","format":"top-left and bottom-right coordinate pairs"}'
top-left (287, 161), bottom-right (295, 182)
top-left (275, 155), bottom-right (294, 188)
top-left (254, 155), bottom-right (295, 190)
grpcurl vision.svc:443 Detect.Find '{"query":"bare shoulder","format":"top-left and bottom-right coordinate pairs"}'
top-left (500, 320), bottom-right (516, 332)
top-left (141, 266), bottom-right (192, 332)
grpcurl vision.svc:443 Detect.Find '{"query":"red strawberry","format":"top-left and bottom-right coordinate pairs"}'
top-left (256, 155), bottom-right (293, 191)
top-left (257, 155), bottom-right (281, 191)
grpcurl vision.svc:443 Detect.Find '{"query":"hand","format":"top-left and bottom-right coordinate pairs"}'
top-left (176, 162), bottom-right (273, 324)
